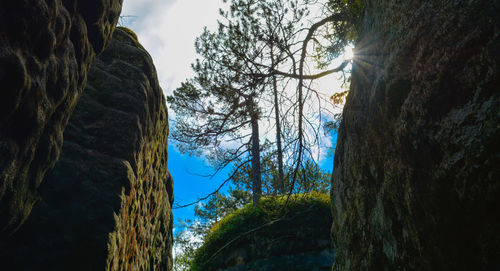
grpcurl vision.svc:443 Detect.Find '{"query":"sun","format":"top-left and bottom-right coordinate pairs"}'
top-left (342, 45), bottom-right (355, 61)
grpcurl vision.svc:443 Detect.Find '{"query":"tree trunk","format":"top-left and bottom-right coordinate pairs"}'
top-left (273, 75), bottom-right (285, 194)
top-left (270, 45), bottom-right (285, 194)
top-left (249, 100), bottom-right (262, 205)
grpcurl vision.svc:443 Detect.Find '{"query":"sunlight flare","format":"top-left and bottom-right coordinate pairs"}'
top-left (343, 45), bottom-right (355, 61)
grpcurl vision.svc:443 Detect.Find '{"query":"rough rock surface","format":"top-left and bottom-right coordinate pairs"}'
top-left (331, 0), bottom-right (500, 270)
top-left (0, 0), bottom-right (123, 235)
top-left (0, 28), bottom-right (173, 271)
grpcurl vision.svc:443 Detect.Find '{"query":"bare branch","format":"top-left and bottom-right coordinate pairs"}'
top-left (173, 160), bottom-right (251, 209)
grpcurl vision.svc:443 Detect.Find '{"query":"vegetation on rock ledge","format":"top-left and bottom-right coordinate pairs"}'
top-left (190, 192), bottom-right (331, 271)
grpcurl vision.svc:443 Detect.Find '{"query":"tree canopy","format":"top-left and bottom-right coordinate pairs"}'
top-left (171, 1), bottom-right (365, 269)
top-left (168, 0), bottom-right (362, 206)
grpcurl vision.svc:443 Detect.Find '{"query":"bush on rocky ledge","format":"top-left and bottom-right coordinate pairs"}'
top-left (191, 192), bottom-right (332, 271)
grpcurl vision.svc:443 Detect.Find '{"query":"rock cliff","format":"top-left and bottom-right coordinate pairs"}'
top-left (0, 28), bottom-right (173, 271)
top-left (0, 0), bottom-right (123, 235)
top-left (331, 0), bottom-right (499, 270)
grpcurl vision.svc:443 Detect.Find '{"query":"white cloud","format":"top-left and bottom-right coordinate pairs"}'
top-left (120, 0), bottom-right (347, 167)
top-left (121, 0), bottom-right (223, 96)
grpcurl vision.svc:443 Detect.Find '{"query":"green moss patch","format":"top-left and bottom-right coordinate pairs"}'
top-left (116, 26), bottom-right (139, 42)
top-left (191, 192), bottom-right (332, 271)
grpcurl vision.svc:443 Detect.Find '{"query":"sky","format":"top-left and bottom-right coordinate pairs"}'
top-left (120, 0), bottom-right (222, 95)
top-left (120, 0), bottom-right (232, 223)
top-left (119, 0), bottom-right (346, 224)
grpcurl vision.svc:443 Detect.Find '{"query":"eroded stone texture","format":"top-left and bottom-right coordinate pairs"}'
top-left (331, 1), bottom-right (500, 270)
top-left (0, 0), bottom-right (123, 235)
top-left (0, 28), bottom-right (173, 271)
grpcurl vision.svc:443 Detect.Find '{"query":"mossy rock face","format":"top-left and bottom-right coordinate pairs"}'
top-left (192, 193), bottom-right (334, 271)
top-left (117, 26), bottom-right (139, 42)
top-left (332, 0), bottom-right (500, 270)
top-left (0, 28), bottom-right (174, 271)
top-left (0, 0), bottom-right (123, 237)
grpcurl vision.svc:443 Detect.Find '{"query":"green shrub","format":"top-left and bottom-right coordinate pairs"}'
top-left (191, 192), bottom-right (331, 271)
top-left (314, 0), bottom-right (365, 68)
